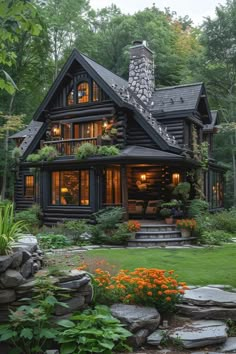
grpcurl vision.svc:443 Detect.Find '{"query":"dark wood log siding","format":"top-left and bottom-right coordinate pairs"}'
top-left (15, 167), bottom-right (39, 210)
top-left (126, 116), bottom-right (157, 148)
top-left (127, 165), bottom-right (170, 203)
top-left (115, 110), bottom-right (127, 148)
top-left (157, 119), bottom-right (184, 147)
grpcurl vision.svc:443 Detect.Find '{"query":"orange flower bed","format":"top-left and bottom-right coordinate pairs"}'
top-left (176, 219), bottom-right (196, 230)
top-left (86, 267), bottom-right (189, 313)
top-left (127, 220), bottom-right (141, 232)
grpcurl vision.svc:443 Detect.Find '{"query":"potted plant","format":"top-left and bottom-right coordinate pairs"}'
top-left (160, 208), bottom-right (173, 224)
top-left (176, 218), bottom-right (197, 237)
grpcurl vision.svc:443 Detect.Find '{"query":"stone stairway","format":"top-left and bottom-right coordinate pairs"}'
top-left (128, 223), bottom-right (196, 247)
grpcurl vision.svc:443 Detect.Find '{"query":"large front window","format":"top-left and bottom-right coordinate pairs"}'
top-left (209, 170), bottom-right (224, 209)
top-left (103, 167), bottom-right (121, 205)
top-left (51, 170), bottom-right (90, 206)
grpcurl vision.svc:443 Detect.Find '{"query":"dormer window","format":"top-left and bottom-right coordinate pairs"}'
top-left (93, 81), bottom-right (100, 102)
top-left (77, 82), bottom-right (89, 103)
top-left (67, 89), bottom-right (74, 105)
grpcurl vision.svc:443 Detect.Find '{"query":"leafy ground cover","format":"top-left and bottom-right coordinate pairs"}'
top-left (45, 244), bottom-right (236, 287)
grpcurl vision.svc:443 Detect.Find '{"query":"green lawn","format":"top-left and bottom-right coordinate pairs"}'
top-left (85, 244), bottom-right (236, 287)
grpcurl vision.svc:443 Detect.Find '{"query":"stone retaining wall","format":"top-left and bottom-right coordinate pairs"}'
top-left (0, 236), bottom-right (93, 322)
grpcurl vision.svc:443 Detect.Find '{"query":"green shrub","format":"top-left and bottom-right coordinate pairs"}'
top-left (75, 142), bottom-right (97, 160)
top-left (210, 209), bottom-right (236, 234)
top-left (94, 207), bottom-right (125, 230)
top-left (97, 145), bottom-right (120, 156)
top-left (198, 230), bottom-right (232, 245)
top-left (63, 219), bottom-right (91, 244)
top-left (188, 199), bottom-right (209, 218)
top-left (0, 203), bottom-right (28, 255)
top-left (26, 153), bottom-right (42, 162)
top-left (173, 182), bottom-right (191, 202)
top-left (107, 223), bottom-right (131, 245)
top-left (0, 277), bottom-right (66, 354)
top-left (160, 208), bottom-right (172, 218)
top-left (57, 305), bottom-right (131, 354)
top-left (26, 146), bottom-right (58, 162)
top-left (37, 233), bottom-right (71, 249)
top-left (39, 145), bottom-right (58, 161)
top-left (15, 204), bottom-right (41, 234)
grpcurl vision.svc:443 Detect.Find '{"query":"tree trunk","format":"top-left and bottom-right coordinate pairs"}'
top-left (1, 95), bottom-right (15, 200)
top-left (231, 134), bottom-right (236, 207)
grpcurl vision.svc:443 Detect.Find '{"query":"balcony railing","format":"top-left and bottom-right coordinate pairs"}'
top-left (42, 137), bottom-right (98, 155)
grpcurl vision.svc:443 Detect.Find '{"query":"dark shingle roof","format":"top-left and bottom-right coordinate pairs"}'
top-left (81, 53), bottom-right (128, 90)
top-left (120, 146), bottom-right (183, 160)
top-left (203, 110), bottom-right (218, 132)
top-left (149, 83), bottom-right (203, 113)
top-left (10, 121), bottom-right (44, 155)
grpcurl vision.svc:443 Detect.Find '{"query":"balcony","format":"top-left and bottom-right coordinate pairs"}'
top-left (42, 137), bottom-right (98, 155)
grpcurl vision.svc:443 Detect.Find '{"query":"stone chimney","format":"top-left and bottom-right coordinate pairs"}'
top-left (128, 40), bottom-right (155, 104)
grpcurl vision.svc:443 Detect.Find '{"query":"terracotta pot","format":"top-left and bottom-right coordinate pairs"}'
top-left (165, 217), bottom-right (174, 224)
top-left (180, 228), bottom-right (191, 237)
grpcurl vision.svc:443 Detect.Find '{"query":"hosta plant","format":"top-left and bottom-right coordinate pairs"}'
top-left (57, 305), bottom-right (131, 354)
top-left (0, 203), bottom-right (28, 255)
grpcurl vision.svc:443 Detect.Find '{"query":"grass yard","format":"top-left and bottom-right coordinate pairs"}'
top-left (45, 244), bottom-right (236, 287)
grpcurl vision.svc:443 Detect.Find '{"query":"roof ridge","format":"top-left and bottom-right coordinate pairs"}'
top-left (80, 50), bottom-right (128, 85)
top-left (154, 82), bottom-right (203, 92)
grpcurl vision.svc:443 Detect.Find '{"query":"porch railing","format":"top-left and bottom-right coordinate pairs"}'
top-left (41, 137), bottom-right (97, 155)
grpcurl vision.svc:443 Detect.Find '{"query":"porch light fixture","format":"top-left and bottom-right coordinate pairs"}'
top-left (172, 173), bottom-right (180, 186)
top-left (52, 124), bottom-right (60, 137)
top-left (61, 187), bottom-right (69, 193)
top-left (140, 174), bottom-right (146, 182)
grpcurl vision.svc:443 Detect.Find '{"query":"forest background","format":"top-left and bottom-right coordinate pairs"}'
top-left (1, 0), bottom-right (236, 207)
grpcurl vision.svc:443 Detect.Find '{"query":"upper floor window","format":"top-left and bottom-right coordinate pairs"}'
top-left (67, 89), bottom-right (74, 106)
top-left (77, 82), bottom-right (89, 103)
top-left (93, 81), bottom-right (100, 102)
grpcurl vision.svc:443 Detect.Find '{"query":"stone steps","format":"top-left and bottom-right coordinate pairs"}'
top-left (128, 237), bottom-right (196, 247)
top-left (129, 223), bottom-right (196, 247)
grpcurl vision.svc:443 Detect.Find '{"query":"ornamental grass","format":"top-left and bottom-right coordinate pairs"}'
top-left (78, 264), bottom-right (188, 313)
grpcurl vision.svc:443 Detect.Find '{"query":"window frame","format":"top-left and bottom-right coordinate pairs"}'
top-left (24, 175), bottom-right (35, 199)
top-left (51, 170), bottom-right (90, 206)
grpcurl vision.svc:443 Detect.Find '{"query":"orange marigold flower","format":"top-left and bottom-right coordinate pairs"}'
top-left (147, 291), bottom-right (153, 296)
top-left (166, 296), bottom-right (172, 301)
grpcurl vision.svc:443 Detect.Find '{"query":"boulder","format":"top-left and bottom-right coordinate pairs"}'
top-left (129, 328), bottom-right (149, 347)
top-left (13, 235), bottom-right (38, 253)
top-left (22, 250), bottom-right (32, 263)
top-left (20, 258), bottom-right (33, 279)
top-left (110, 304), bottom-right (160, 332)
top-left (183, 287), bottom-right (236, 308)
top-left (0, 289), bottom-right (16, 304)
top-left (0, 255), bottom-right (12, 273)
top-left (59, 276), bottom-right (90, 290)
top-left (10, 251), bottom-right (23, 268)
top-left (0, 269), bottom-right (24, 288)
top-left (58, 269), bottom-right (87, 283)
top-left (54, 295), bottom-right (85, 316)
top-left (147, 329), bottom-right (166, 346)
top-left (177, 304), bottom-right (236, 320)
top-left (169, 320), bottom-right (228, 349)
top-left (219, 337), bottom-right (236, 352)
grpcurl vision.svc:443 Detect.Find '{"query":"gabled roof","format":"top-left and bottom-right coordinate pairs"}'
top-left (10, 121), bottom-right (44, 155)
top-left (203, 110), bottom-right (218, 132)
top-left (28, 48), bottom-right (181, 154)
top-left (150, 82), bottom-right (204, 114)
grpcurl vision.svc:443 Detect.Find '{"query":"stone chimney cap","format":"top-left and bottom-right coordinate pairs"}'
top-left (132, 40), bottom-right (147, 47)
top-left (131, 40), bottom-right (153, 55)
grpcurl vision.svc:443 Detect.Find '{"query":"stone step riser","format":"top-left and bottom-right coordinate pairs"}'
top-left (140, 226), bottom-right (177, 232)
top-left (128, 239), bottom-right (194, 247)
top-left (136, 233), bottom-right (181, 240)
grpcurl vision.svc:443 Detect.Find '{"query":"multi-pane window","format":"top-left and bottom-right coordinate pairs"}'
top-left (51, 170), bottom-right (90, 206)
top-left (210, 170), bottom-right (224, 209)
top-left (93, 81), bottom-right (100, 102)
top-left (77, 82), bottom-right (89, 103)
top-left (67, 89), bottom-right (74, 105)
top-left (73, 121), bottom-right (102, 139)
top-left (103, 167), bottom-right (121, 205)
top-left (24, 175), bottom-right (34, 198)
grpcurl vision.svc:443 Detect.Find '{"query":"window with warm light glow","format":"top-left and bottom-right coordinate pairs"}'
top-left (210, 171), bottom-right (224, 209)
top-left (51, 170), bottom-right (90, 206)
top-left (103, 167), bottom-right (121, 205)
top-left (172, 173), bottom-right (180, 186)
top-left (73, 121), bottom-right (102, 139)
top-left (77, 82), bottom-right (89, 103)
top-left (67, 89), bottom-right (74, 105)
top-left (24, 175), bottom-right (34, 198)
top-left (93, 81), bottom-right (100, 102)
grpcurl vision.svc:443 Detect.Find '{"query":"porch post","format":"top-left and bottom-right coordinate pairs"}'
top-left (121, 165), bottom-right (128, 220)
